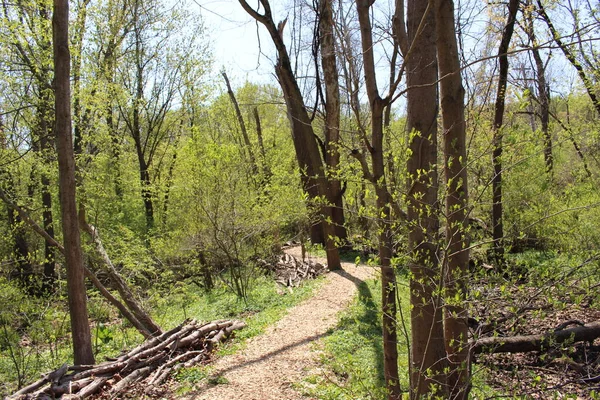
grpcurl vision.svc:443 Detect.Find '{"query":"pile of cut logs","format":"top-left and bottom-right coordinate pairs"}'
top-left (259, 253), bottom-right (327, 287)
top-left (8, 319), bottom-right (245, 399)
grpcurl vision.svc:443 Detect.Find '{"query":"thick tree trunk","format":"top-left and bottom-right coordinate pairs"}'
top-left (52, 0), bottom-right (95, 365)
top-left (491, 0), bottom-right (519, 268)
top-left (318, 0), bottom-right (348, 246)
top-left (435, 0), bottom-right (470, 398)
top-left (403, 1), bottom-right (447, 397)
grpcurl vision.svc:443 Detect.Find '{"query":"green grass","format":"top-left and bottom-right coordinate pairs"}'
top-left (301, 277), bottom-right (410, 400)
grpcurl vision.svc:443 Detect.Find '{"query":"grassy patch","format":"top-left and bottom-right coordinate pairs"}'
top-left (301, 277), bottom-right (410, 399)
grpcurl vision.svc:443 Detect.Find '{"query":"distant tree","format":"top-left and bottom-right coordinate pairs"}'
top-left (1, 0), bottom-right (57, 293)
top-left (491, 0), bottom-right (519, 267)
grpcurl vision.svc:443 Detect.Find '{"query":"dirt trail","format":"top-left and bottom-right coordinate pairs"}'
top-left (181, 248), bottom-right (375, 400)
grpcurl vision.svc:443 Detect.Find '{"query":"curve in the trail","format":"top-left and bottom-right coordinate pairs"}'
top-left (181, 249), bottom-right (374, 400)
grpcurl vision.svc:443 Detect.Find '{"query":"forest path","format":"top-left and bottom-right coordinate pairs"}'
top-left (181, 247), bottom-right (375, 400)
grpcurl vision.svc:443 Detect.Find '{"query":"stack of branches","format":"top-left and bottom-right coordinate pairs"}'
top-left (259, 253), bottom-right (327, 287)
top-left (8, 319), bottom-right (245, 399)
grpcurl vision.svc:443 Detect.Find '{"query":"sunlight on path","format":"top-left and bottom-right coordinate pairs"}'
top-left (181, 248), bottom-right (375, 400)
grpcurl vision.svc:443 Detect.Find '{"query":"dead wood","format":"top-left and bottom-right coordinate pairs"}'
top-left (472, 320), bottom-right (600, 354)
top-left (260, 253), bottom-right (327, 287)
top-left (81, 223), bottom-right (162, 336)
top-left (7, 319), bottom-right (245, 399)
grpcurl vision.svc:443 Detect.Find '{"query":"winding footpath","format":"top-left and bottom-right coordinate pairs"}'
top-left (181, 248), bottom-right (374, 400)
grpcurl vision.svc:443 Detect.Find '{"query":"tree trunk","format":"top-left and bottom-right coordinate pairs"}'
top-left (222, 72), bottom-right (258, 174)
top-left (537, 0), bottom-right (600, 116)
top-left (491, 0), bottom-right (519, 268)
top-left (238, 0), bottom-right (341, 271)
top-left (435, 0), bottom-right (470, 398)
top-left (318, 0), bottom-right (348, 246)
top-left (0, 187), bottom-right (157, 339)
top-left (473, 321), bottom-right (600, 354)
top-left (52, 0), bottom-right (95, 365)
top-left (525, 3), bottom-right (552, 173)
top-left (356, 0), bottom-right (400, 397)
top-left (38, 90), bottom-right (57, 293)
top-left (403, 1), bottom-right (447, 397)
top-left (132, 5), bottom-right (154, 233)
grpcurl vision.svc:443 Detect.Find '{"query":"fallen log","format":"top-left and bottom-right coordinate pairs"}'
top-left (472, 320), bottom-right (600, 354)
top-left (7, 319), bottom-right (245, 399)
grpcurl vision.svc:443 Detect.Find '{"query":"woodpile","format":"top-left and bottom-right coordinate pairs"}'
top-left (260, 253), bottom-right (327, 287)
top-left (8, 319), bottom-right (245, 399)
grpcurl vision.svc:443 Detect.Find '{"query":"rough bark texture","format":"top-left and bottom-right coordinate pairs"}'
top-left (238, 0), bottom-right (341, 271)
top-left (52, 0), bottom-right (95, 365)
top-left (434, 0), bottom-right (470, 398)
top-left (356, 0), bottom-right (400, 398)
top-left (404, 1), bottom-right (447, 397)
top-left (491, 0), bottom-right (519, 267)
top-left (318, 0), bottom-right (348, 245)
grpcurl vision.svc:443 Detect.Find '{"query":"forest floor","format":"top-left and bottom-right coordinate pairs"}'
top-left (176, 247), bottom-right (374, 400)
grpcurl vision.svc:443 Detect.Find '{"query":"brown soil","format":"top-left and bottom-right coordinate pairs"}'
top-left (180, 247), bottom-right (374, 400)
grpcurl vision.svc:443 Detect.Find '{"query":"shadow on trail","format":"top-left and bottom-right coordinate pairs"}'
top-left (333, 267), bottom-right (386, 391)
top-left (209, 332), bottom-right (328, 377)
top-left (184, 265), bottom-right (385, 398)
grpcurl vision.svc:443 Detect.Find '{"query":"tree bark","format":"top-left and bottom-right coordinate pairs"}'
top-left (403, 1), bottom-right (447, 397)
top-left (434, 0), bottom-right (470, 398)
top-left (238, 0), bottom-right (341, 271)
top-left (491, 0), bottom-right (519, 268)
top-left (318, 0), bottom-right (348, 246)
top-left (355, 0), bottom-right (400, 397)
top-left (52, 0), bottom-right (95, 365)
